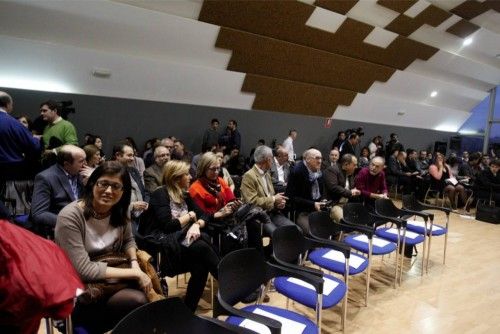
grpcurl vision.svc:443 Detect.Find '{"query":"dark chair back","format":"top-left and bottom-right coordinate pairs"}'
top-left (308, 211), bottom-right (339, 239)
top-left (375, 198), bottom-right (401, 218)
top-left (343, 203), bottom-right (375, 226)
top-left (402, 194), bottom-right (424, 212)
top-left (218, 248), bottom-right (268, 306)
top-left (272, 224), bottom-right (307, 265)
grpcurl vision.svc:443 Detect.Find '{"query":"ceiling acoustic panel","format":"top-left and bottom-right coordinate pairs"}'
top-left (242, 75), bottom-right (356, 117)
top-left (215, 27), bottom-right (395, 93)
top-left (2, 0), bottom-right (499, 131)
top-left (198, 0), bottom-right (437, 70)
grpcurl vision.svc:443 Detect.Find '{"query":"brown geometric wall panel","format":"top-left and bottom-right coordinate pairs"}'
top-left (199, 0), bottom-right (437, 70)
top-left (242, 74), bottom-right (357, 117)
top-left (313, 0), bottom-right (359, 15)
top-left (216, 27), bottom-right (395, 93)
top-left (377, 0), bottom-right (418, 14)
top-left (383, 5), bottom-right (452, 36)
top-left (450, 0), bottom-right (492, 20)
top-left (446, 19), bottom-right (481, 39)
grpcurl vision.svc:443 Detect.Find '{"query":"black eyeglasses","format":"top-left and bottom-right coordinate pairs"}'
top-left (208, 166), bottom-right (221, 172)
top-left (96, 180), bottom-right (124, 191)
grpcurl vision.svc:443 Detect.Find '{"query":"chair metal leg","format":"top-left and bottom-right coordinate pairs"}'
top-left (421, 219), bottom-right (427, 276)
top-left (365, 242), bottom-right (373, 306)
top-left (45, 318), bottom-right (54, 334)
top-left (399, 233), bottom-right (406, 286)
top-left (316, 293), bottom-right (323, 333)
top-left (65, 316), bottom-right (73, 334)
top-left (443, 214), bottom-right (450, 265)
top-left (426, 218), bottom-right (435, 273)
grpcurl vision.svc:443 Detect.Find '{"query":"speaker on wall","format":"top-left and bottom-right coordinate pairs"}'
top-left (434, 141), bottom-right (447, 155)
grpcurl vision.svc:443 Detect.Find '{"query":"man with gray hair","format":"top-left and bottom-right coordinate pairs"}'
top-left (240, 145), bottom-right (294, 247)
top-left (143, 145), bottom-right (170, 194)
top-left (285, 148), bottom-right (326, 234)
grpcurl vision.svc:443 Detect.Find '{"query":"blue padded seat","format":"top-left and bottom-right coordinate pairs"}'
top-left (308, 248), bottom-right (368, 275)
top-left (227, 304), bottom-right (317, 334)
top-left (406, 219), bottom-right (447, 236)
top-left (344, 234), bottom-right (397, 255)
top-left (375, 228), bottom-right (425, 246)
top-left (274, 274), bottom-right (346, 309)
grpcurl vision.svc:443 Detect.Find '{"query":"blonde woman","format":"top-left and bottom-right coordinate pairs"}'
top-left (139, 160), bottom-right (219, 311)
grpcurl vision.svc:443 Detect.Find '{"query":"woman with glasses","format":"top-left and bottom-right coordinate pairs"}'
top-left (139, 160), bottom-right (219, 311)
top-left (55, 161), bottom-right (151, 333)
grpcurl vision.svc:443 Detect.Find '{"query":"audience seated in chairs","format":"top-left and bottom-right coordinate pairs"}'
top-left (240, 145), bottom-right (295, 249)
top-left (428, 152), bottom-right (467, 210)
top-left (55, 161), bottom-right (151, 333)
top-left (269, 146), bottom-right (290, 194)
top-left (285, 148), bottom-right (326, 234)
top-left (31, 145), bottom-right (88, 234)
top-left (113, 142), bottom-right (149, 220)
top-left (189, 152), bottom-right (242, 246)
top-left (354, 156), bottom-right (389, 210)
top-left (139, 160), bottom-right (219, 312)
top-left (323, 154), bottom-right (362, 223)
top-left (474, 158), bottom-right (500, 206)
top-left (143, 145), bottom-right (170, 194)
top-left (215, 150), bottom-right (235, 192)
top-left (83, 144), bottom-right (101, 169)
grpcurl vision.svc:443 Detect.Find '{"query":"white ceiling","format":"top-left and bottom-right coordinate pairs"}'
top-left (0, 0), bottom-right (499, 132)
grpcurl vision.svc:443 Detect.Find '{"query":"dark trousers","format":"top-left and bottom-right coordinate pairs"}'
top-left (181, 238), bottom-right (219, 311)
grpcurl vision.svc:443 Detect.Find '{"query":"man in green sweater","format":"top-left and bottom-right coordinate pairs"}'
top-left (40, 100), bottom-right (78, 153)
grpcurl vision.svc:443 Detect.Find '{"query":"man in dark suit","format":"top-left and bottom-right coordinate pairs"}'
top-left (285, 148), bottom-right (326, 234)
top-left (113, 142), bottom-right (149, 218)
top-left (31, 145), bottom-right (86, 228)
top-left (269, 146), bottom-right (290, 194)
top-left (339, 133), bottom-right (359, 158)
top-left (323, 154), bottom-right (361, 222)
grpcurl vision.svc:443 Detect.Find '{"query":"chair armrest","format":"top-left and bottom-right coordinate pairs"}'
top-left (304, 235), bottom-right (350, 259)
top-left (268, 261), bottom-right (324, 295)
top-left (337, 220), bottom-right (374, 238)
top-left (371, 213), bottom-right (407, 228)
top-left (399, 208), bottom-right (430, 221)
top-left (417, 201), bottom-right (451, 215)
top-left (201, 316), bottom-right (258, 334)
top-left (271, 256), bottom-right (324, 278)
top-left (216, 293), bottom-right (282, 334)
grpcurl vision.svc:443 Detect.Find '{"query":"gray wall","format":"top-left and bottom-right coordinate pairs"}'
top-left (4, 87), bottom-right (454, 158)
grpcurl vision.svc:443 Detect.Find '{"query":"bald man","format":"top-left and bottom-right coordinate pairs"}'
top-left (31, 145), bottom-right (86, 228)
top-left (285, 148), bottom-right (327, 233)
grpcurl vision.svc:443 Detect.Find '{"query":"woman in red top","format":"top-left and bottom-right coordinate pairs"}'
top-left (189, 152), bottom-right (240, 220)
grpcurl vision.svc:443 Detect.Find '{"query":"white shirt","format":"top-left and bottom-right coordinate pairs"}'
top-left (0, 107), bottom-right (7, 114)
top-left (274, 157), bottom-right (285, 183)
top-left (282, 136), bottom-right (294, 162)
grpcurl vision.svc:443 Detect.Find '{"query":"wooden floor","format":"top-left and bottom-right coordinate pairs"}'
top-left (41, 207), bottom-right (500, 333)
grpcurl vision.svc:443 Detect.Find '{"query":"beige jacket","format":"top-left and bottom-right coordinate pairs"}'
top-left (240, 165), bottom-right (275, 211)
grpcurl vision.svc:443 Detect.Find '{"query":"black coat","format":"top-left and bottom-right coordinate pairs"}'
top-left (285, 161), bottom-right (325, 213)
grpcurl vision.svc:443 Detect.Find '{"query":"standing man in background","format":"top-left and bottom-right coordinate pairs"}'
top-left (282, 129), bottom-right (297, 163)
top-left (40, 100), bottom-right (78, 151)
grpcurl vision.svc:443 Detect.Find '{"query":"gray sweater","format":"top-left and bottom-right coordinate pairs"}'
top-left (55, 201), bottom-right (136, 282)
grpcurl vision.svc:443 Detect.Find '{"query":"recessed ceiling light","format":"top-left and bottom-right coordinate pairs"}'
top-left (430, 91), bottom-right (438, 97)
top-left (463, 37), bottom-right (473, 46)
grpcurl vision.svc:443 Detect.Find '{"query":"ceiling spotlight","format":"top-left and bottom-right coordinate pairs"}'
top-left (430, 91), bottom-right (438, 97)
top-left (463, 37), bottom-right (473, 46)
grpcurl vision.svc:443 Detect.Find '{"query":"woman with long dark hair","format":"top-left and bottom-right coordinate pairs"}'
top-left (55, 161), bottom-right (151, 333)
